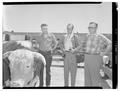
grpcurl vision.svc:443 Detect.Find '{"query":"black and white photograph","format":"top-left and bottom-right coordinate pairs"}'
top-left (2, 2), bottom-right (117, 89)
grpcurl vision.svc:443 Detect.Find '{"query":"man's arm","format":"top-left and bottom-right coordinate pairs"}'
top-left (73, 34), bottom-right (87, 53)
top-left (60, 35), bottom-right (66, 52)
top-left (74, 34), bottom-right (80, 48)
top-left (51, 33), bottom-right (58, 51)
top-left (71, 34), bottom-right (80, 53)
top-left (99, 34), bottom-right (112, 56)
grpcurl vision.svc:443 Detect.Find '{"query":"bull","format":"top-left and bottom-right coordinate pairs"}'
top-left (3, 41), bottom-right (46, 87)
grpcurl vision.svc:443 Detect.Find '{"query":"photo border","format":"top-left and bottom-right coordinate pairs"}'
top-left (2, 1), bottom-right (118, 89)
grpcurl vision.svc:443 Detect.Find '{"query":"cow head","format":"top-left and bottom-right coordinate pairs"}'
top-left (3, 49), bottom-right (46, 87)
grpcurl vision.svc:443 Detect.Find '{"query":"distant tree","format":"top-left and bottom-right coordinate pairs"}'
top-left (5, 34), bottom-right (10, 41)
top-left (11, 30), bottom-right (14, 33)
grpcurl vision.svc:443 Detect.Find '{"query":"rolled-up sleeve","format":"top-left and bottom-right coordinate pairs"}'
top-left (99, 34), bottom-right (112, 53)
top-left (51, 33), bottom-right (58, 49)
top-left (100, 34), bottom-right (111, 46)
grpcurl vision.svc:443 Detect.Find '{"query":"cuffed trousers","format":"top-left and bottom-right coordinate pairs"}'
top-left (64, 52), bottom-right (77, 87)
top-left (84, 54), bottom-right (102, 87)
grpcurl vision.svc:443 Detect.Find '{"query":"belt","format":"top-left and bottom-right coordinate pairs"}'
top-left (65, 50), bottom-right (100, 55)
top-left (65, 50), bottom-right (71, 52)
top-left (39, 50), bottom-right (51, 53)
top-left (65, 49), bottom-right (73, 52)
top-left (44, 50), bottom-right (51, 53)
top-left (84, 52), bottom-right (100, 55)
top-left (85, 53), bottom-right (100, 55)
top-left (73, 51), bottom-right (100, 55)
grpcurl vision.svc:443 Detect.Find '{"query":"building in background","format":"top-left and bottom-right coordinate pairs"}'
top-left (3, 31), bottom-right (112, 41)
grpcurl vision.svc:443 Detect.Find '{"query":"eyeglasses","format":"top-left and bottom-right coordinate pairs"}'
top-left (88, 27), bottom-right (96, 29)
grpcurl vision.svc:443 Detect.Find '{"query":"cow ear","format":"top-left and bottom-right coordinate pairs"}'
top-left (33, 56), bottom-right (42, 76)
top-left (33, 52), bottom-right (46, 65)
top-left (33, 52), bottom-right (45, 76)
top-left (3, 52), bottom-right (12, 85)
top-left (3, 51), bottom-right (12, 59)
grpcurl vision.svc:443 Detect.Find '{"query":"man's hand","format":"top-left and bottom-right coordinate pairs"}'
top-left (103, 56), bottom-right (109, 65)
top-left (100, 52), bottom-right (106, 56)
top-left (71, 49), bottom-right (77, 53)
top-left (57, 50), bottom-right (63, 54)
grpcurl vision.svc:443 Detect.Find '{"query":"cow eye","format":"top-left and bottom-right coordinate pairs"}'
top-left (26, 66), bottom-right (30, 68)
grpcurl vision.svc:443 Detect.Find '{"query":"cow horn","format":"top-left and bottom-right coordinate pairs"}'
top-left (3, 51), bottom-right (12, 59)
top-left (33, 52), bottom-right (46, 65)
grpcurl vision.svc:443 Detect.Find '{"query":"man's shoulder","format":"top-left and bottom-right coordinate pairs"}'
top-left (97, 33), bottom-right (108, 39)
top-left (97, 33), bottom-right (111, 43)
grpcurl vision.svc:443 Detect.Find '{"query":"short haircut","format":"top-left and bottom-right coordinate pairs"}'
top-left (89, 22), bottom-right (98, 27)
top-left (41, 24), bottom-right (48, 28)
top-left (67, 23), bottom-right (74, 29)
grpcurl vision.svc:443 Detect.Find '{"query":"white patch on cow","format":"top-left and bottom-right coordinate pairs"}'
top-left (106, 79), bottom-right (112, 88)
top-left (3, 51), bottom-right (12, 59)
top-left (17, 41), bottom-right (32, 49)
top-left (5, 79), bottom-right (10, 86)
top-left (8, 49), bottom-right (34, 67)
top-left (33, 52), bottom-right (46, 65)
top-left (34, 76), bottom-right (40, 87)
top-left (12, 79), bottom-right (25, 87)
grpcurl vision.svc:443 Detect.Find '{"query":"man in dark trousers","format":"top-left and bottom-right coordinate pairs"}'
top-left (36, 24), bottom-right (58, 87)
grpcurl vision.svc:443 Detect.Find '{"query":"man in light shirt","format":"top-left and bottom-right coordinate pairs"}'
top-left (61, 23), bottom-right (79, 86)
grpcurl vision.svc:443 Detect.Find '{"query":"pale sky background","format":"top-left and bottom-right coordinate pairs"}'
top-left (3, 2), bottom-right (112, 33)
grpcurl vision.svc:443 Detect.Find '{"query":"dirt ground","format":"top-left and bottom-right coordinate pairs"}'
top-left (44, 60), bottom-right (112, 88)
top-left (50, 61), bottom-right (84, 87)
top-left (45, 60), bottom-right (84, 87)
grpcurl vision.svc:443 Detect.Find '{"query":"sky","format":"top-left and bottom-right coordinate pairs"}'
top-left (3, 2), bottom-right (112, 34)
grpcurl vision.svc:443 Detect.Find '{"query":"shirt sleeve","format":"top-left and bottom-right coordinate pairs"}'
top-left (98, 34), bottom-right (112, 46)
top-left (74, 34), bottom-right (80, 48)
top-left (51, 33), bottom-right (58, 49)
top-left (98, 34), bottom-right (112, 53)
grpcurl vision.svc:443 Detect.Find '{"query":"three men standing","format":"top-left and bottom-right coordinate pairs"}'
top-left (34, 22), bottom-right (111, 87)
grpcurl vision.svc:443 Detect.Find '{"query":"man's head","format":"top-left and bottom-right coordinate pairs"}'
top-left (31, 39), bottom-right (39, 49)
top-left (67, 23), bottom-right (74, 34)
top-left (88, 22), bottom-right (98, 34)
top-left (41, 24), bottom-right (48, 34)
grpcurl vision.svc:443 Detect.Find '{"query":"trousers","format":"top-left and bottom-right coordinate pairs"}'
top-left (64, 52), bottom-right (77, 86)
top-left (39, 50), bottom-right (52, 86)
top-left (84, 54), bottom-right (102, 87)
